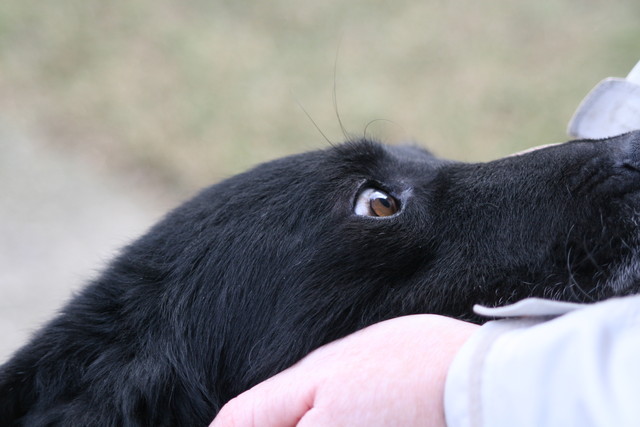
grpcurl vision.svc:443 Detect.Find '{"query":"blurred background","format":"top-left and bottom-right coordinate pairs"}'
top-left (1, 0), bottom-right (639, 361)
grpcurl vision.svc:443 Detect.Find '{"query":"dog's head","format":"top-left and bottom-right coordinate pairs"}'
top-left (4, 131), bottom-right (640, 424)
top-left (119, 131), bottom-right (640, 397)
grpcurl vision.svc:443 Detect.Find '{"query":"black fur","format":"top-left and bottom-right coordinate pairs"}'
top-left (3, 132), bottom-right (640, 425)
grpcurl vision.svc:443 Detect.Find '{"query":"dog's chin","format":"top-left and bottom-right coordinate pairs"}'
top-left (596, 200), bottom-right (640, 297)
top-left (604, 249), bottom-right (640, 296)
top-left (601, 235), bottom-right (640, 298)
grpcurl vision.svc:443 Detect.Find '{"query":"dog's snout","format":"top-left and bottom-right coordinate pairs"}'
top-left (616, 130), bottom-right (640, 172)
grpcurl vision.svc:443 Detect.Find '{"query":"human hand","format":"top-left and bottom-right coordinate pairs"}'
top-left (211, 314), bottom-right (478, 426)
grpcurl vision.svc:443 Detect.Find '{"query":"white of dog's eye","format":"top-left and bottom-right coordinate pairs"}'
top-left (355, 188), bottom-right (399, 217)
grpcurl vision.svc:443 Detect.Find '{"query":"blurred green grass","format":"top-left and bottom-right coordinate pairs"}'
top-left (1, 0), bottom-right (639, 194)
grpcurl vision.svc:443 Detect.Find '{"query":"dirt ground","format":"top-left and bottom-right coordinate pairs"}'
top-left (0, 123), bottom-right (171, 363)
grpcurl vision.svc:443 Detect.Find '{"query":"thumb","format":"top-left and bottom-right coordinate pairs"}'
top-left (210, 370), bottom-right (316, 427)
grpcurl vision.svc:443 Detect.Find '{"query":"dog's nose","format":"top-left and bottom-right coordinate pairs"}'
top-left (614, 130), bottom-right (640, 172)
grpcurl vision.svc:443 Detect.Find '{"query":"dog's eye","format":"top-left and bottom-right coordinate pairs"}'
top-left (354, 188), bottom-right (399, 217)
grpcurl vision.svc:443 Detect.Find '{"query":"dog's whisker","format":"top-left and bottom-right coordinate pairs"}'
top-left (292, 93), bottom-right (335, 147)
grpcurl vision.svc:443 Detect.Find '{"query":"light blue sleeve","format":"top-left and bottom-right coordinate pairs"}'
top-left (444, 295), bottom-right (640, 427)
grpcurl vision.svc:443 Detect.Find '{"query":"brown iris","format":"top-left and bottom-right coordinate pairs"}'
top-left (354, 188), bottom-right (400, 217)
top-left (368, 190), bottom-right (398, 217)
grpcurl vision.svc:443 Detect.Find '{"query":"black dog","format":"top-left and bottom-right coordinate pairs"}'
top-left (2, 132), bottom-right (640, 425)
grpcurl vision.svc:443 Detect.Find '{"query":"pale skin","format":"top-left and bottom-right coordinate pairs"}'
top-left (211, 315), bottom-right (479, 427)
